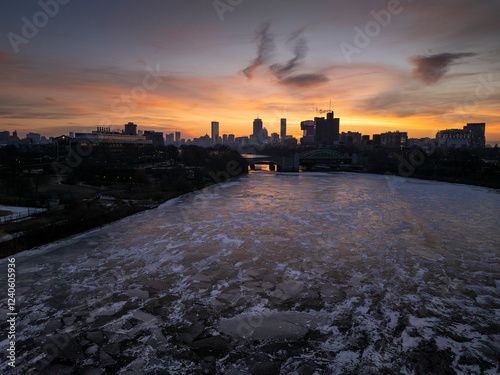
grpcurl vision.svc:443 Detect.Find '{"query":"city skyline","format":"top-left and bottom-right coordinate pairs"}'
top-left (1, 1), bottom-right (499, 141)
top-left (2, 118), bottom-right (491, 150)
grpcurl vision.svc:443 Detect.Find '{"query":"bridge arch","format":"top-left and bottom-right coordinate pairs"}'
top-left (247, 159), bottom-right (283, 167)
top-left (247, 159), bottom-right (283, 171)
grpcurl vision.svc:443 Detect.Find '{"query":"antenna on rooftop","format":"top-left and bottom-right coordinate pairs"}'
top-left (329, 99), bottom-right (332, 111)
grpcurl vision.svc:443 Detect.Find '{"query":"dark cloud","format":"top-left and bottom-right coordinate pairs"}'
top-left (410, 52), bottom-right (477, 84)
top-left (285, 24), bottom-right (309, 44)
top-left (270, 34), bottom-right (329, 87)
top-left (243, 23), bottom-right (328, 88)
top-left (242, 22), bottom-right (275, 79)
top-left (279, 73), bottom-right (329, 88)
top-left (270, 38), bottom-right (308, 78)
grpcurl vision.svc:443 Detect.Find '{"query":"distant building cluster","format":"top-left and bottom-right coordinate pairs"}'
top-left (0, 130), bottom-right (51, 147)
top-left (0, 115), bottom-right (488, 152)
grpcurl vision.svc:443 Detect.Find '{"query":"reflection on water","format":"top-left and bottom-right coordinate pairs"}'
top-left (1, 172), bottom-right (499, 374)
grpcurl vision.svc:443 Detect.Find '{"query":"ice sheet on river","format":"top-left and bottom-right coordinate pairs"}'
top-left (0, 172), bottom-right (499, 374)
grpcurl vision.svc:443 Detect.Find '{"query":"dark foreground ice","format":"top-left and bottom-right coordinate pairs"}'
top-left (1, 172), bottom-right (499, 374)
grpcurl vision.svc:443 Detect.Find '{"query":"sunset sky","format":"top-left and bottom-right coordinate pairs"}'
top-left (1, 0), bottom-right (499, 142)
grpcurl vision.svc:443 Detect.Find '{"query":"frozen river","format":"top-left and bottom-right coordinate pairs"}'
top-left (1, 172), bottom-right (499, 374)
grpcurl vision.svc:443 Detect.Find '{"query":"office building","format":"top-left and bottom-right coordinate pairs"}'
top-left (282, 136), bottom-right (298, 148)
top-left (271, 132), bottom-right (280, 143)
top-left (408, 137), bottom-right (434, 152)
top-left (436, 123), bottom-right (486, 148)
top-left (211, 121), bottom-right (219, 144)
top-left (165, 133), bottom-right (175, 145)
top-left (124, 122), bottom-right (138, 135)
top-left (175, 132), bottom-right (181, 142)
top-left (280, 118), bottom-right (286, 140)
top-left (315, 111), bottom-right (339, 148)
top-left (253, 118), bottom-right (263, 140)
top-left (300, 120), bottom-right (315, 146)
top-left (73, 128), bottom-right (151, 144)
top-left (465, 123), bottom-right (486, 148)
top-left (144, 131), bottom-right (164, 148)
top-left (381, 131), bottom-right (407, 148)
top-left (340, 131), bottom-right (362, 145)
top-left (26, 132), bottom-right (41, 143)
top-left (436, 129), bottom-right (471, 148)
top-left (0, 131), bottom-right (9, 143)
top-left (192, 134), bottom-right (212, 147)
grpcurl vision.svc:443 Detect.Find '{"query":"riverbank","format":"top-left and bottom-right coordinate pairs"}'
top-left (0, 178), bottom-right (241, 258)
top-left (0, 144), bottom-right (249, 258)
top-left (0, 185), bottom-right (192, 258)
top-left (259, 165), bottom-right (500, 190)
top-left (356, 169), bottom-right (500, 189)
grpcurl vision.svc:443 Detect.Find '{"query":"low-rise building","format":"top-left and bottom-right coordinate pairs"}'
top-left (436, 129), bottom-right (470, 148)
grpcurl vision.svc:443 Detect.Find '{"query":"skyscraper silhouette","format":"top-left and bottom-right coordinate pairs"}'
top-left (211, 121), bottom-right (219, 144)
top-left (280, 118), bottom-right (286, 140)
top-left (253, 118), bottom-right (263, 142)
top-left (315, 111), bottom-right (339, 148)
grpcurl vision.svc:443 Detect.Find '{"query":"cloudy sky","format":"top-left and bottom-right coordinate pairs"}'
top-left (1, 0), bottom-right (499, 141)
